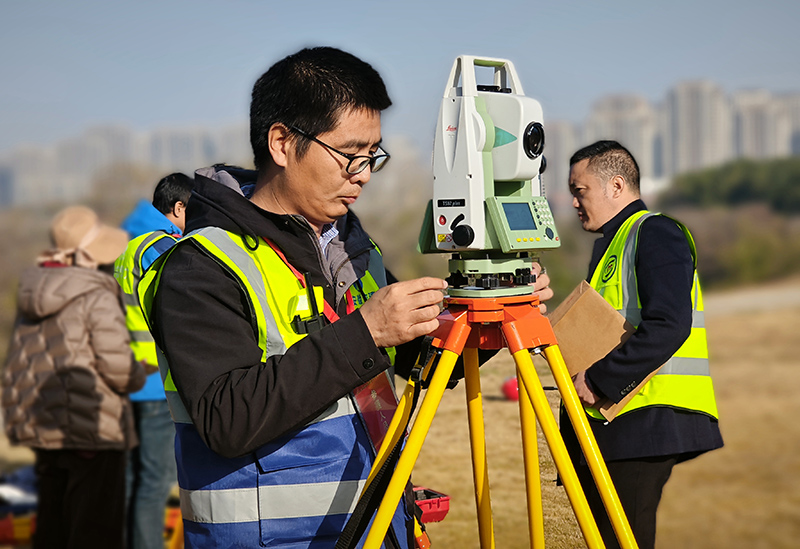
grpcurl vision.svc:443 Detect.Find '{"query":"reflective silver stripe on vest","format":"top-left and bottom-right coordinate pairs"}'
top-left (306, 395), bottom-right (356, 427)
top-left (191, 228), bottom-right (287, 358)
top-left (165, 390), bottom-right (193, 424)
top-left (156, 349), bottom-right (193, 424)
top-left (129, 329), bottom-right (155, 343)
top-left (123, 292), bottom-right (138, 307)
top-left (624, 286), bottom-right (706, 331)
top-left (180, 479), bottom-right (366, 524)
top-left (619, 213), bottom-right (652, 326)
top-left (693, 280), bottom-right (705, 328)
top-left (658, 356), bottom-right (710, 376)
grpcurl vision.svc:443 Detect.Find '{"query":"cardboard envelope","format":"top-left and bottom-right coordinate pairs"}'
top-left (548, 280), bottom-right (658, 421)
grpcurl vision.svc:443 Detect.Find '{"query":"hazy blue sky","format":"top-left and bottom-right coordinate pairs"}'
top-left (2, 0), bottom-right (798, 154)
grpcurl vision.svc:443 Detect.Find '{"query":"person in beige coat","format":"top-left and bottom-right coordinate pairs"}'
top-left (2, 205), bottom-right (146, 549)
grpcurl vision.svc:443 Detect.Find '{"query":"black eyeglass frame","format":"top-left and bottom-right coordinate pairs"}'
top-left (288, 125), bottom-right (390, 175)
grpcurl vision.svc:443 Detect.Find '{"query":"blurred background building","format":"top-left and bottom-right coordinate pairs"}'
top-left (1, 80), bottom-right (799, 211)
top-left (0, 122), bottom-right (249, 208)
top-left (542, 81), bottom-right (800, 210)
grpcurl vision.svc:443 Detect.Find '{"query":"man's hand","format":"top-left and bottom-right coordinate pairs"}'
top-left (571, 370), bottom-right (601, 408)
top-left (531, 263), bottom-right (554, 314)
top-left (360, 277), bottom-right (447, 348)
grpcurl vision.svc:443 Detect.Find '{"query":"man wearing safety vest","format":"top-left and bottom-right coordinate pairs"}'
top-left (137, 47), bottom-right (552, 548)
top-left (562, 140), bottom-right (723, 549)
top-left (114, 172), bottom-right (194, 549)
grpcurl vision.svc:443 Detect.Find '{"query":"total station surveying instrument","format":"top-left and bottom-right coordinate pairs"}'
top-left (355, 56), bottom-right (640, 548)
top-left (418, 54), bottom-right (557, 295)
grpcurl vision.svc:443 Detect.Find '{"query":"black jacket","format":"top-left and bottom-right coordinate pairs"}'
top-left (149, 165), bottom-right (418, 458)
top-left (562, 200), bottom-right (723, 462)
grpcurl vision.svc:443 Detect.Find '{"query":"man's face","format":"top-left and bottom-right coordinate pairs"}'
top-left (281, 108), bottom-right (382, 234)
top-left (568, 158), bottom-right (618, 232)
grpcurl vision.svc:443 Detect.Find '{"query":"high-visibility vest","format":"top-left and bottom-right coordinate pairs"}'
top-left (139, 226), bottom-right (406, 548)
top-left (114, 230), bottom-right (177, 366)
top-left (588, 210), bottom-right (719, 420)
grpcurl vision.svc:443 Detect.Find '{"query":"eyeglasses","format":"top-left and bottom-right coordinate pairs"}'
top-left (288, 125), bottom-right (390, 175)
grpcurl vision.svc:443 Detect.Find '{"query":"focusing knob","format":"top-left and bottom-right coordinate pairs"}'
top-left (452, 224), bottom-right (475, 247)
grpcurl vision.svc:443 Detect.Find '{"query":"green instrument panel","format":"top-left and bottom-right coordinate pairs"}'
top-left (485, 196), bottom-right (560, 253)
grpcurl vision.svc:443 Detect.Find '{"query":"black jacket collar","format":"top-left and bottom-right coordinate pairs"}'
top-left (184, 165), bottom-right (374, 287)
top-left (600, 199), bottom-right (648, 239)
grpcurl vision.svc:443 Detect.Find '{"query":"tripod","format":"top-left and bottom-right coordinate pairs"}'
top-left (361, 293), bottom-right (639, 549)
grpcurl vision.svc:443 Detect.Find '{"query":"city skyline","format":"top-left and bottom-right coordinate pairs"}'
top-left (2, 76), bottom-right (797, 209)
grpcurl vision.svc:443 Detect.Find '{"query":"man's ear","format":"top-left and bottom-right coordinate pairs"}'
top-left (268, 124), bottom-right (292, 168)
top-left (608, 174), bottom-right (627, 198)
top-left (172, 201), bottom-right (185, 217)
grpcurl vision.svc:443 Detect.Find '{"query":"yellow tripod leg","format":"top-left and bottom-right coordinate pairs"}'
top-left (542, 345), bottom-right (638, 549)
top-left (463, 347), bottom-right (496, 549)
top-left (363, 348), bottom-right (459, 549)
top-left (512, 348), bottom-right (606, 549)
top-left (516, 370), bottom-right (545, 548)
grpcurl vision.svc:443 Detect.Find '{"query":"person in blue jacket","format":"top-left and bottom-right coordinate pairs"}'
top-left (115, 172), bottom-right (195, 549)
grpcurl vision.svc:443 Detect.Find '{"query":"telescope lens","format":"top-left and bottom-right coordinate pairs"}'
top-left (523, 122), bottom-right (545, 159)
top-left (539, 155), bottom-right (547, 174)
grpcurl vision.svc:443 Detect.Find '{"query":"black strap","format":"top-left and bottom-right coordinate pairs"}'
top-left (335, 430), bottom-right (406, 549)
top-left (335, 338), bottom-right (432, 549)
top-left (416, 336), bottom-right (438, 390)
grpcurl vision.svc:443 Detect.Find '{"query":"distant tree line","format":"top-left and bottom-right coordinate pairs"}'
top-left (654, 156), bottom-right (800, 289)
top-left (661, 157), bottom-right (800, 213)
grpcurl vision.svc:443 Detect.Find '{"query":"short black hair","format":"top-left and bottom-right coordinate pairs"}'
top-left (250, 46), bottom-right (392, 172)
top-left (569, 140), bottom-right (640, 194)
top-left (152, 172), bottom-right (194, 215)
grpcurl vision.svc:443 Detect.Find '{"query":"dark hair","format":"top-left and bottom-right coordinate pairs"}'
top-left (569, 140), bottom-right (640, 194)
top-left (249, 46), bottom-right (392, 171)
top-left (152, 172), bottom-right (195, 215)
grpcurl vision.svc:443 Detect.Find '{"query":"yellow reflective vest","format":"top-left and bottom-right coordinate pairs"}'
top-left (137, 226), bottom-right (406, 546)
top-left (588, 210), bottom-right (719, 420)
top-left (114, 231), bottom-right (178, 366)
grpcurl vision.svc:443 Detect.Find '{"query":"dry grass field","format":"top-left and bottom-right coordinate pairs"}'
top-left (0, 279), bottom-right (798, 548)
top-left (411, 278), bottom-right (800, 548)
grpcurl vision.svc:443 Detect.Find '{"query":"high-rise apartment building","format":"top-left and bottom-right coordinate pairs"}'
top-left (775, 92), bottom-right (800, 156)
top-left (732, 89), bottom-right (780, 159)
top-left (583, 94), bottom-right (661, 193)
top-left (662, 80), bottom-right (734, 177)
